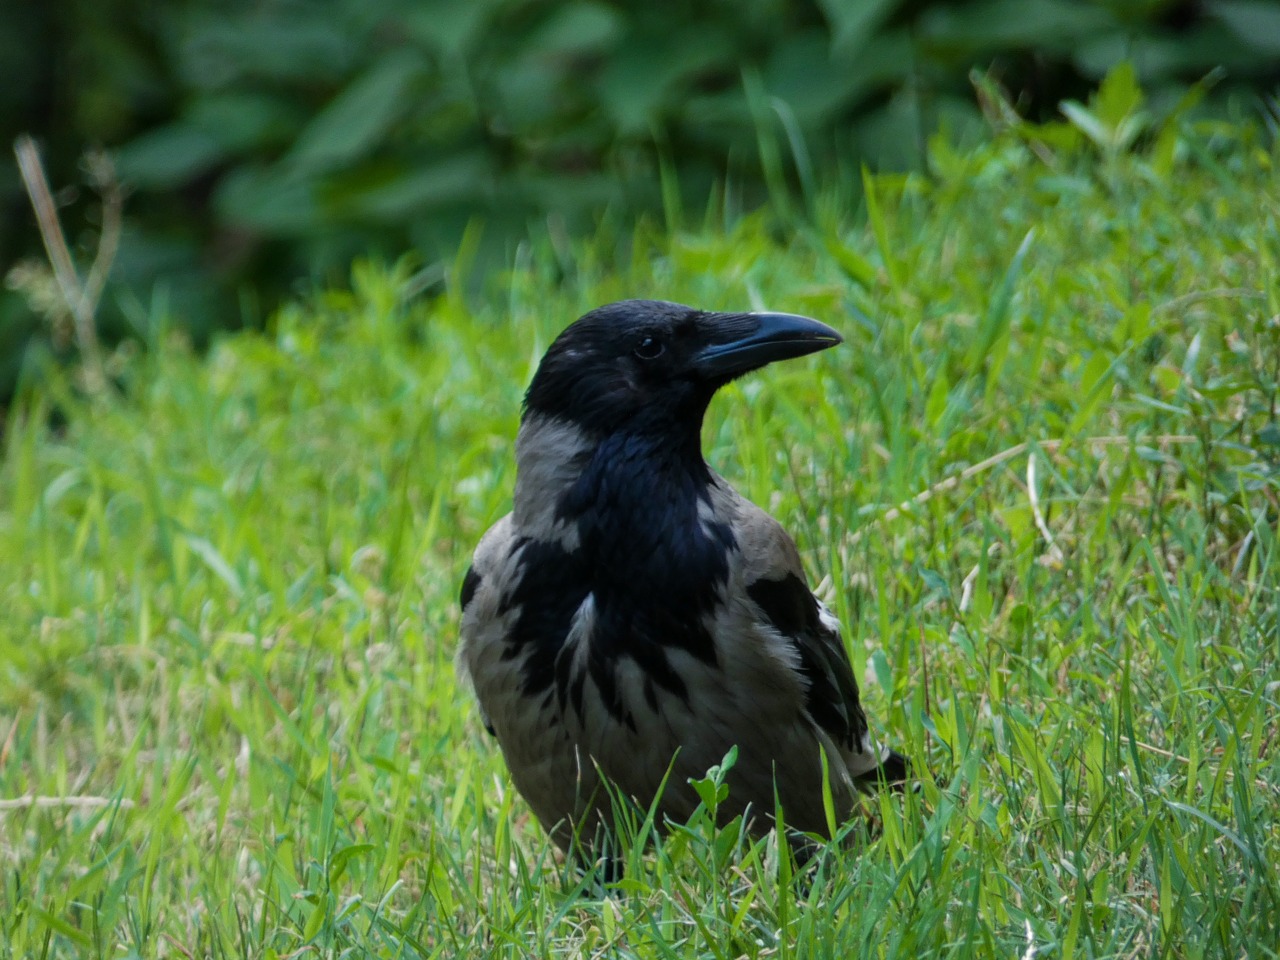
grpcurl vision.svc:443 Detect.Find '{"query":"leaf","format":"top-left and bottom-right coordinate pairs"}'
top-left (969, 227), bottom-right (1034, 370)
top-left (187, 93), bottom-right (304, 152)
top-left (861, 166), bottom-right (903, 293)
top-left (1164, 800), bottom-right (1262, 867)
top-left (688, 774), bottom-right (722, 810)
top-left (599, 32), bottom-right (736, 134)
top-left (1092, 60), bottom-right (1143, 130)
top-left (711, 816), bottom-right (742, 868)
top-left (1208, 0), bottom-right (1280, 55)
top-left (815, 0), bottom-right (898, 54)
top-left (182, 533), bottom-right (244, 598)
top-left (177, 14), bottom-right (354, 87)
top-left (1075, 23), bottom-right (1261, 82)
top-left (919, 567), bottom-right (950, 596)
top-left (337, 153), bottom-right (494, 221)
top-left (925, 371), bottom-right (949, 426)
top-left (1067, 342), bottom-right (1135, 437)
top-left (328, 843), bottom-right (376, 885)
top-left (688, 746), bottom-right (737, 812)
top-left (115, 125), bottom-right (227, 189)
top-left (215, 164), bottom-right (319, 234)
top-left (301, 899), bottom-right (326, 942)
top-left (825, 238), bottom-right (876, 288)
top-left (1006, 714), bottom-right (1062, 811)
top-left (1151, 67), bottom-right (1225, 175)
top-left (1062, 63), bottom-right (1152, 155)
top-left (919, 0), bottom-right (1111, 52)
top-left (288, 50), bottom-right (426, 174)
top-left (524, 1), bottom-right (620, 57)
top-left (493, 58), bottom-right (565, 130)
top-left (1060, 101), bottom-right (1111, 151)
top-left (1256, 423), bottom-right (1280, 449)
top-left (764, 30), bottom-right (872, 125)
top-left (871, 649), bottom-right (893, 696)
top-left (819, 746), bottom-right (837, 837)
top-left (403, 0), bottom-right (500, 57)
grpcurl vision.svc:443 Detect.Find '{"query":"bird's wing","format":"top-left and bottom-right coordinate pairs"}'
top-left (458, 513), bottom-right (520, 737)
top-left (728, 494), bottom-right (885, 778)
top-left (460, 512), bottom-right (622, 847)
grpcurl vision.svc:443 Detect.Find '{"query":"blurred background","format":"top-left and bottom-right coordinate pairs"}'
top-left (3, 0), bottom-right (1279, 404)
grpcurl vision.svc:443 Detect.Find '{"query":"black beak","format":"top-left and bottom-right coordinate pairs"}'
top-left (692, 311), bottom-right (843, 380)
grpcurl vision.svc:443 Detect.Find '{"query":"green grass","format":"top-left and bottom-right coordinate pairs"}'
top-left (3, 105), bottom-right (1280, 958)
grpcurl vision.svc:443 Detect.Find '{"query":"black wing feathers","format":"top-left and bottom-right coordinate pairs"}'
top-left (500, 537), bottom-right (591, 701)
top-left (460, 566), bottom-right (481, 612)
top-left (747, 573), bottom-right (868, 752)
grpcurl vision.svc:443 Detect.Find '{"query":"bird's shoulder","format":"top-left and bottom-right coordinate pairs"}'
top-left (460, 510), bottom-right (590, 622)
top-left (460, 513), bottom-right (516, 616)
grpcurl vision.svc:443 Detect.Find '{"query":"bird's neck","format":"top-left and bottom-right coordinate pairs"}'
top-left (512, 413), bottom-right (712, 549)
top-left (513, 412), bottom-right (734, 666)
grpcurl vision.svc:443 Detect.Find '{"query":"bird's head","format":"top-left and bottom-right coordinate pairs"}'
top-left (523, 299), bottom-right (843, 436)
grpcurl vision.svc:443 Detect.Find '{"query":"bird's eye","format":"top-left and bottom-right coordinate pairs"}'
top-left (634, 335), bottom-right (665, 360)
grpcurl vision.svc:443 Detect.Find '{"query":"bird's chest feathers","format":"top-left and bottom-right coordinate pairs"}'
top-left (566, 434), bottom-right (735, 609)
top-left (505, 432), bottom-right (739, 730)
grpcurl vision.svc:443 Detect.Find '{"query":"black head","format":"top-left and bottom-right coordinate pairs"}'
top-left (523, 299), bottom-right (842, 436)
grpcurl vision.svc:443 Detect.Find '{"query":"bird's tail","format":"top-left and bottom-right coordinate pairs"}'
top-left (853, 747), bottom-right (910, 791)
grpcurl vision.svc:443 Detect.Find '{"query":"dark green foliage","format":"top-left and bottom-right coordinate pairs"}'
top-left (3, 0), bottom-right (1279, 402)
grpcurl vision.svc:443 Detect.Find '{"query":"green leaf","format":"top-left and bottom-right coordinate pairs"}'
top-left (919, 0), bottom-right (1112, 52)
top-left (175, 14), bottom-right (354, 87)
top-left (861, 166), bottom-right (903, 294)
top-left (1065, 350), bottom-right (1116, 436)
top-left (288, 50), bottom-right (426, 174)
top-left (187, 93), bottom-right (304, 152)
top-left (688, 746), bottom-right (737, 812)
top-left (403, 0), bottom-right (500, 57)
top-left (181, 533), bottom-right (244, 598)
top-left (1255, 423), bottom-right (1280, 449)
top-left (115, 125), bottom-right (227, 189)
top-left (871, 649), bottom-right (892, 696)
top-left (970, 227), bottom-right (1033, 371)
top-left (1208, 0), bottom-right (1280, 54)
top-left (301, 898), bottom-right (326, 942)
top-left (925, 371), bottom-right (949, 426)
top-left (1006, 714), bottom-right (1062, 810)
top-left (215, 164), bottom-right (319, 234)
top-left (815, 0), bottom-right (898, 54)
top-left (524, 1), bottom-right (620, 56)
top-left (1092, 60), bottom-right (1144, 129)
top-left (328, 843), bottom-right (376, 886)
top-left (688, 774), bottom-right (722, 810)
top-left (337, 153), bottom-right (493, 221)
top-left (1059, 100), bottom-right (1110, 150)
top-left (764, 30), bottom-right (871, 125)
top-left (824, 238), bottom-right (877, 288)
top-left (819, 745), bottom-right (837, 838)
top-left (599, 32), bottom-right (735, 134)
top-left (1061, 60), bottom-right (1151, 153)
top-left (1151, 67), bottom-right (1225, 175)
top-left (711, 816), bottom-right (742, 869)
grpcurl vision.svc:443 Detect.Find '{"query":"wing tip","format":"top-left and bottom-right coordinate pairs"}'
top-left (854, 748), bottom-right (911, 791)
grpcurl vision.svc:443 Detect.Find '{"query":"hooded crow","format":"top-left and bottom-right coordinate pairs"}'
top-left (458, 299), bottom-right (904, 856)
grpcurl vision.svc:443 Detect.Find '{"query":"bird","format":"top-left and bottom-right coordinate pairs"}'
top-left (457, 299), bottom-right (905, 860)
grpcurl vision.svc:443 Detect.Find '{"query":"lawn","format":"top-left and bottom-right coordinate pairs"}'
top-left (2, 87), bottom-right (1279, 957)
